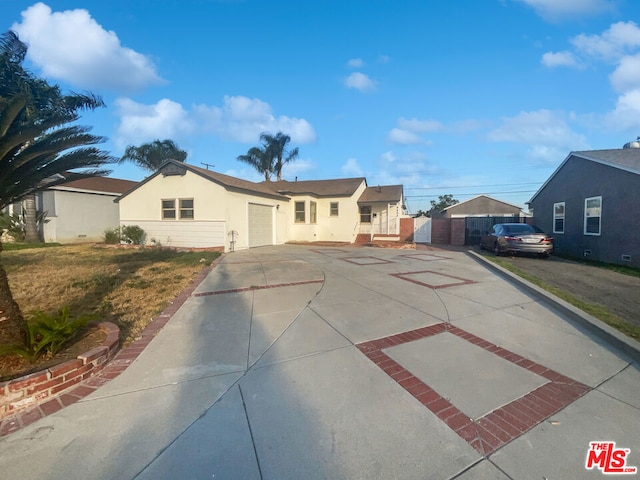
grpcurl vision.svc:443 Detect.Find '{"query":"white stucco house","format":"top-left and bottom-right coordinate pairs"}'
top-left (115, 160), bottom-right (406, 251)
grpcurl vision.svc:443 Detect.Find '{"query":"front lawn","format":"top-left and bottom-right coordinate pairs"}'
top-left (0, 244), bottom-right (220, 379)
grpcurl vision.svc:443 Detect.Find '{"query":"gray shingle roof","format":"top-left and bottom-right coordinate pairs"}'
top-left (573, 148), bottom-right (640, 174)
top-left (266, 178), bottom-right (366, 197)
top-left (357, 185), bottom-right (403, 204)
top-left (116, 160), bottom-right (289, 202)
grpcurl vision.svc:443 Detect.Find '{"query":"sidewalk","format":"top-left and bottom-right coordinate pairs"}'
top-left (0, 245), bottom-right (637, 479)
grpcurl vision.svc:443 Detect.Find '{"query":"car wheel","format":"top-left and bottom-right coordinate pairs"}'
top-left (493, 242), bottom-right (501, 256)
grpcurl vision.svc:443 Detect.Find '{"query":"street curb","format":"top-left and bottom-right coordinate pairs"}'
top-left (468, 250), bottom-right (640, 364)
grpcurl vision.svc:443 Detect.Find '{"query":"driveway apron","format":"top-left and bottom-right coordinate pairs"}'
top-left (0, 245), bottom-right (637, 480)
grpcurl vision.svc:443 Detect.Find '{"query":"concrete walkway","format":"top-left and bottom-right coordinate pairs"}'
top-left (0, 245), bottom-right (638, 479)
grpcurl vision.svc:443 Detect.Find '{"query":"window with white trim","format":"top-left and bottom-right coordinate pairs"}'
top-left (360, 205), bottom-right (372, 223)
top-left (162, 199), bottom-right (176, 219)
top-left (553, 202), bottom-right (565, 234)
top-left (330, 202), bottom-right (339, 217)
top-left (179, 198), bottom-right (194, 219)
top-left (295, 201), bottom-right (305, 223)
top-left (584, 196), bottom-right (602, 235)
top-left (310, 201), bottom-right (317, 224)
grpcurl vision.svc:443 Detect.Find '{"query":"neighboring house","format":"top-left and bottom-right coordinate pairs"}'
top-left (435, 195), bottom-right (527, 218)
top-left (528, 147), bottom-right (640, 267)
top-left (116, 160), bottom-right (406, 251)
top-left (2, 175), bottom-right (137, 243)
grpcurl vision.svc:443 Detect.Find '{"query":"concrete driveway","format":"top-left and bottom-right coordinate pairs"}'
top-left (0, 244), bottom-right (638, 479)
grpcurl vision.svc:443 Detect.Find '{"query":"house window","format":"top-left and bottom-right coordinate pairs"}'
top-left (310, 201), bottom-right (317, 224)
top-left (360, 205), bottom-right (372, 223)
top-left (584, 196), bottom-right (602, 235)
top-left (330, 202), bottom-right (339, 217)
top-left (162, 199), bottom-right (176, 219)
top-left (179, 199), bottom-right (194, 219)
top-left (553, 202), bottom-right (565, 234)
top-left (295, 201), bottom-right (305, 223)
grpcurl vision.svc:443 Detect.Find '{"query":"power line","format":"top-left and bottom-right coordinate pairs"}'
top-left (405, 182), bottom-right (541, 190)
top-left (405, 189), bottom-right (537, 199)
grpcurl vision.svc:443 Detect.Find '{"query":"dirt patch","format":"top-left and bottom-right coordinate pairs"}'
top-left (493, 253), bottom-right (640, 328)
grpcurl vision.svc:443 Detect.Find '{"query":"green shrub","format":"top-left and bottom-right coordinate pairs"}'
top-left (0, 307), bottom-right (93, 362)
top-left (0, 212), bottom-right (26, 242)
top-left (121, 225), bottom-right (146, 245)
top-left (103, 227), bottom-right (121, 244)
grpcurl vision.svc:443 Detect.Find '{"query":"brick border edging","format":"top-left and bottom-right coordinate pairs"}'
top-left (0, 321), bottom-right (119, 425)
top-left (0, 253), bottom-right (224, 437)
top-left (357, 323), bottom-right (590, 456)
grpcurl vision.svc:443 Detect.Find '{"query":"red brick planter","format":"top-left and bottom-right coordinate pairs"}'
top-left (0, 322), bottom-right (119, 420)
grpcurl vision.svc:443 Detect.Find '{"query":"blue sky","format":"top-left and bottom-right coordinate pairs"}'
top-left (3, 0), bottom-right (640, 212)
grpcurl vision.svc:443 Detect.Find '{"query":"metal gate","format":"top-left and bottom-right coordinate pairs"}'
top-left (464, 216), bottom-right (526, 246)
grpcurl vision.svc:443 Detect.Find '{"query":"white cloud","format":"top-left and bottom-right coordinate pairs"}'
top-left (387, 117), bottom-right (443, 145)
top-left (541, 50), bottom-right (581, 67)
top-left (488, 109), bottom-right (589, 163)
top-left (114, 95), bottom-right (316, 150)
top-left (347, 58), bottom-right (364, 68)
top-left (610, 54), bottom-right (640, 93)
top-left (114, 98), bottom-right (194, 149)
top-left (194, 95), bottom-right (317, 143)
top-left (12, 2), bottom-right (162, 92)
top-left (341, 158), bottom-right (364, 176)
top-left (571, 21), bottom-right (640, 62)
top-left (513, 0), bottom-right (615, 22)
top-left (605, 89), bottom-right (640, 131)
top-left (387, 128), bottom-right (423, 145)
top-left (344, 72), bottom-right (376, 92)
top-left (398, 117), bottom-right (444, 133)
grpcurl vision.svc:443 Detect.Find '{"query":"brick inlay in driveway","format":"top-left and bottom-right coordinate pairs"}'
top-left (357, 324), bottom-right (590, 456)
top-left (399, 253), bottom-right (450, 262)
top-left (193, 279), bottom-right (324, 297)
top-left (340, 256), bottom-right (394, 265)
top-left (310, 248), bottom-right (349, 255)
top-left (390, 270), bottom-right (477, 289)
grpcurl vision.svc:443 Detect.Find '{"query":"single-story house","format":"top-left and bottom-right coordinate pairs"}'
top-left (527, 147), bottom-right (640, 267)
top-left (2, 174), bottom-right (137, 243)
top-left (434, 195), bottom-right (527, 218)
top-left (116, 160), bottom-right (406, 251)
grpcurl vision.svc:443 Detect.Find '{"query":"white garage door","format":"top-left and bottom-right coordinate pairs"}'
top-left (248, 203), bottom-right (274, 248)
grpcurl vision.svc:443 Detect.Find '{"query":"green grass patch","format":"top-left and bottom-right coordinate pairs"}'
top-left (554, 253), bottom-right (640, 279)
top-left (485, 254), bottom-right (640, 342)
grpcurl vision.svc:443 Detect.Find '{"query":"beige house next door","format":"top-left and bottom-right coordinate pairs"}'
top-left (248, 203), bottom-right (274, 247)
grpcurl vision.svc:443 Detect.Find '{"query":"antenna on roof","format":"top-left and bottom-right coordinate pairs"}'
top-left (201, 162), bottom-right (215, 170)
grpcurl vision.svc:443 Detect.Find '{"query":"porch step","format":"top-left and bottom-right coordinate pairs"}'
top-left (373, 235), bottom-right (400, 242)
top-left (354, 234), bottom-right (370, 244)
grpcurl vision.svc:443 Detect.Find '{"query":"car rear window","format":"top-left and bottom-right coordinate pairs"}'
top-left (504, 224), bottom-right (536, 234)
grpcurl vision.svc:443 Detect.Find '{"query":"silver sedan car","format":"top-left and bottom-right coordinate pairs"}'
top-left (480, 223), bottom-right (553, 257)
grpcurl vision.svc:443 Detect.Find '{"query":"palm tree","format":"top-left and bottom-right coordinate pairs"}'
top-left (0, 30), bottom-right (114, 337)
top-left (237, 145), bottom-right (273, 181)
top-left (119, 139), bottom-right (187, 173)
top-left (260, 132), bottom-right (299, 181)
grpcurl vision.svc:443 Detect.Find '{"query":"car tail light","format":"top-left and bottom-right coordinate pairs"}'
top-left (542, 237), bottom-right (553, 243)
top-left (505, 236), bottom-right (521, 242)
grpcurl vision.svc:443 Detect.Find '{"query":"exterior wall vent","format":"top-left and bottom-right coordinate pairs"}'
top-left (621, 254), bottom-right (632, 262)
top-left (584, 249), bottom-right (592, 256)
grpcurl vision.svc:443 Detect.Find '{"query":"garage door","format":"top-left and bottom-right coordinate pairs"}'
top-left (248, 203), bottom-right (274, 248)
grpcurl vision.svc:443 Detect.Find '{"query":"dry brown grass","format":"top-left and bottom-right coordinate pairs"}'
top-left (2, 244), bottom-right (221, 346)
